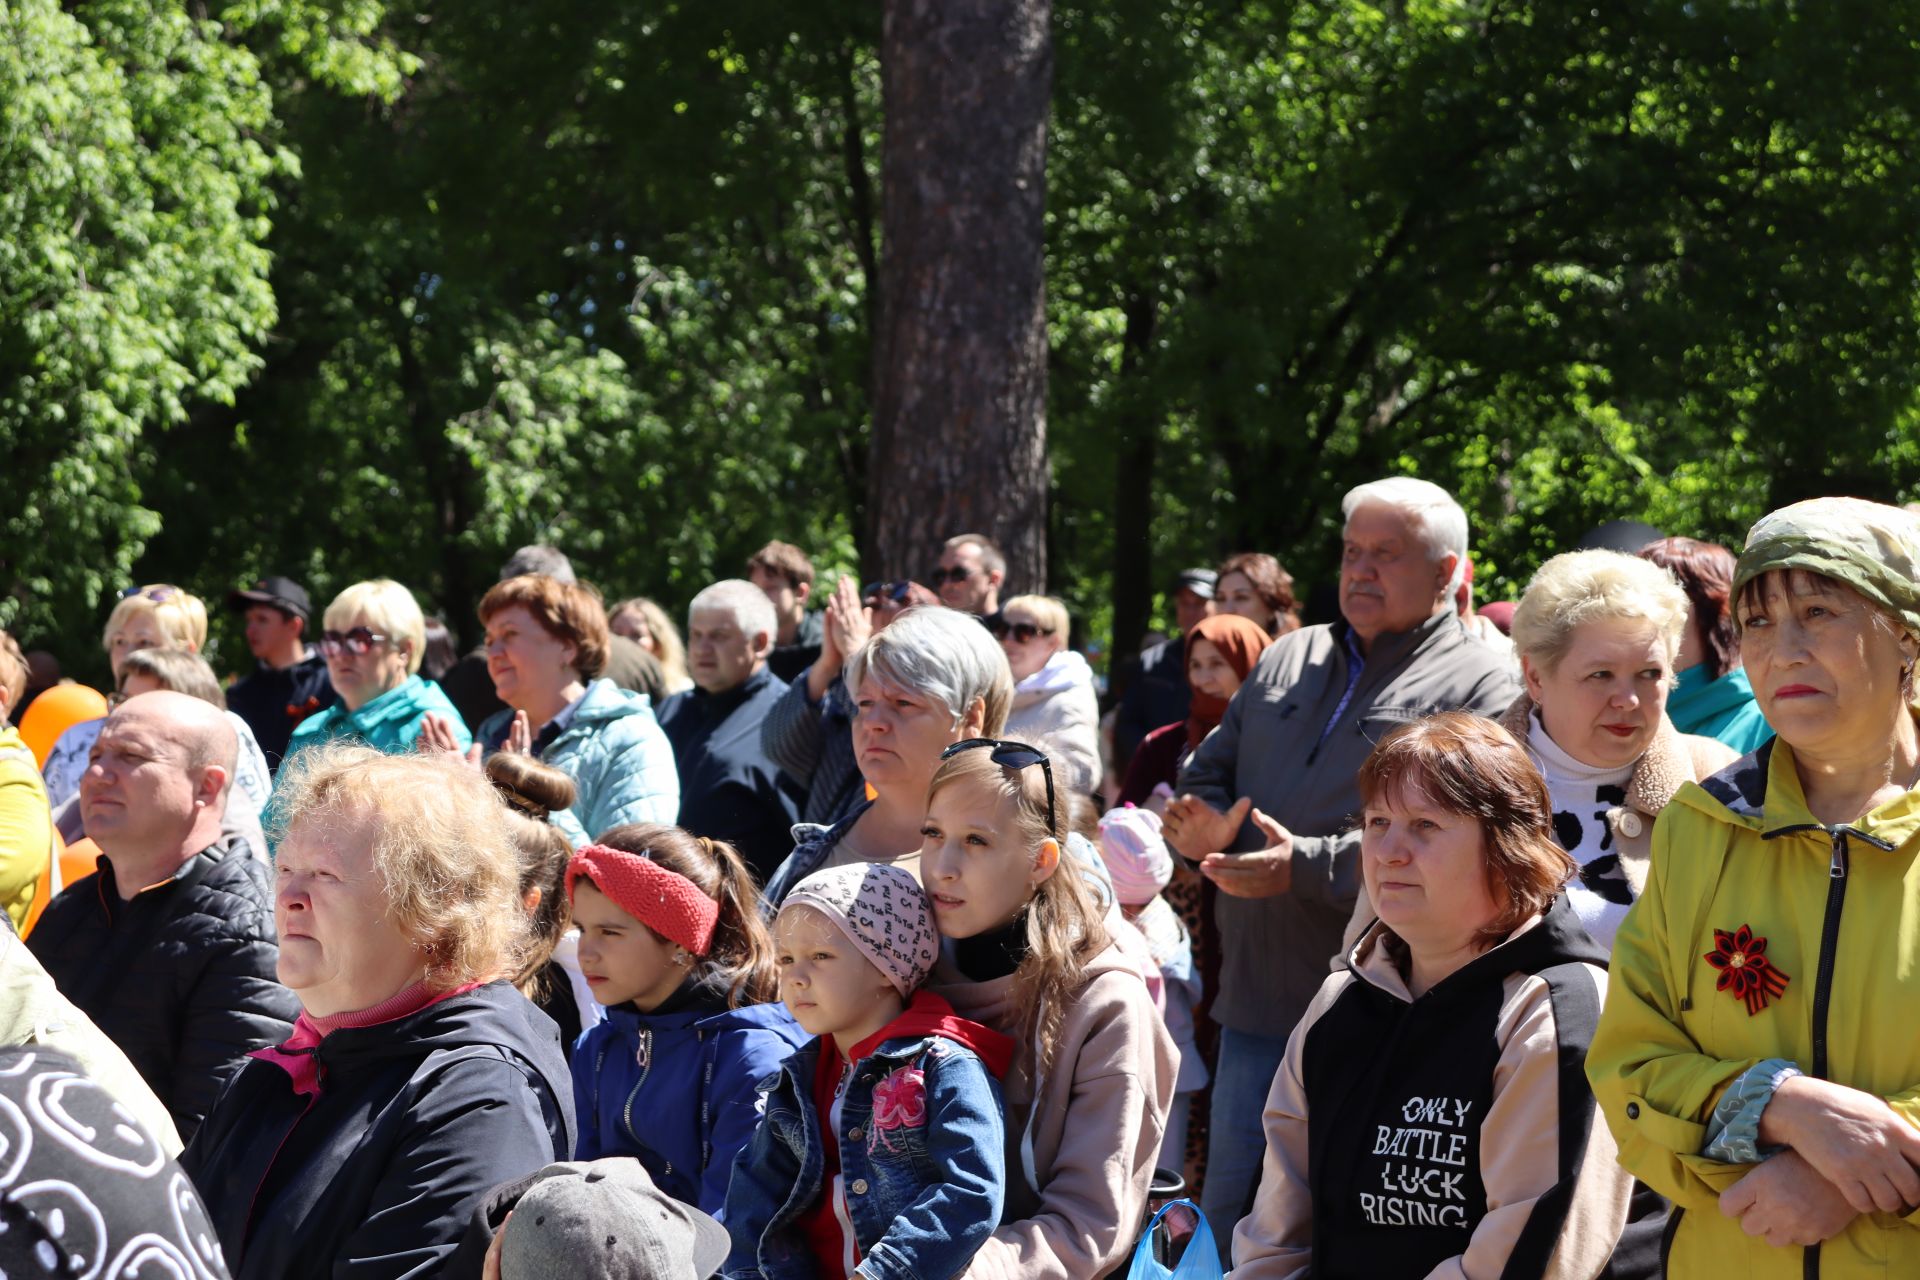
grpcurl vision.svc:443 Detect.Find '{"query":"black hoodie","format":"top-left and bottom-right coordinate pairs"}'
top-left (181, 980), bottom-right (574, 1280)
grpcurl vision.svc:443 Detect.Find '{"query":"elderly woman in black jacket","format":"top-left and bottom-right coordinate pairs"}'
top-left (182, 745), bottom-right (574, 1280)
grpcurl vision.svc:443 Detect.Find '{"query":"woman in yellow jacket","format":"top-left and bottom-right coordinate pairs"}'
top-left (1588, 496), bottom-right (1920, 1278)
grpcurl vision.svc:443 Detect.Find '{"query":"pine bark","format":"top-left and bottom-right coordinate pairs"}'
top-left (867, 0), bottom-right (1053, 593)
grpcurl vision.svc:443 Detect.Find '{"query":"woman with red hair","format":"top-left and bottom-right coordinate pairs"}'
top-left (1638, 537), bottom-right (1774, 753)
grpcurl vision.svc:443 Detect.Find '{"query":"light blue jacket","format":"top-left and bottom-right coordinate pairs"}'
top-left (479, 678), bottom-right (678, 845)
top-left (266, 676), bottom-right (469, 846)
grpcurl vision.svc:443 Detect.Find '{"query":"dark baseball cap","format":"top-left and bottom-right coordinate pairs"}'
top-left (227, 576), bottom-right (312, 621)
top-left (1174, 568), bottom-right (1218, 599)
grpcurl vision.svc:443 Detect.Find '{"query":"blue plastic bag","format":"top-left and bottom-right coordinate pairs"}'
top-left (1125, 1198), bottom-right (1225, 1280)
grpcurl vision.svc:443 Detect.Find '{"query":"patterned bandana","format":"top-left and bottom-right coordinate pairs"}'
top-left (782, 864), bottom-right (939, 998)
top-left (1734, 497), bottom-right (1920, 638)
top-left (566, 844), bottom-right (719, 957)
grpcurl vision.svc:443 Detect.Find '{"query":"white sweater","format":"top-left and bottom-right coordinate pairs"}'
top-left (1004, 650), bottom-right (1103, 795)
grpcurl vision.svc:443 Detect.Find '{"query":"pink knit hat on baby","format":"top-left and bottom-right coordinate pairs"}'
top-left (781, 864), bottom-right (939, 998)
top-left (1097, 805), bottom-right (1173, 907)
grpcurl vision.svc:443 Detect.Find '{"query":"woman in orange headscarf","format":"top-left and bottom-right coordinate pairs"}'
top-left (1114, 611), bottom-right (1275, 1191)
top-left (1119, 613), bottom-right (1277, 808)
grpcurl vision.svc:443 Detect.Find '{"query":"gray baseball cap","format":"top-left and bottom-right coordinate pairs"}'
top-left (500, 1160), bottom-right (730, 1280)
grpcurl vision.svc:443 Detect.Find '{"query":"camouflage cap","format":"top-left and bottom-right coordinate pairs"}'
top-left (1734, 497), bottom-right (1920, 637)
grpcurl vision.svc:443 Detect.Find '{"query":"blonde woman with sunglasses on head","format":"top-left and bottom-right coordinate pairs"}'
top-left (40, 584), bottom-right (209, 811)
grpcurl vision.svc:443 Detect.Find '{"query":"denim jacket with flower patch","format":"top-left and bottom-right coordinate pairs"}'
top-left (722, 1023), bottom-right (1008, 1280)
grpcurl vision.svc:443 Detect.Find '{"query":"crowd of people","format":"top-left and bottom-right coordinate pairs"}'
top-left (0, 487), bottom-right (1916, 1279)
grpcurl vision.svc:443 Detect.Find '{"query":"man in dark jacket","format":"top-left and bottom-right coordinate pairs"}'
top-left (1111, 567), bottom-right (1218, 772)
top-left (658, 580), bottom-right (805, 883)
top-left (225, 575), bottom-right (336, 773)
top-left (1164, 476), bottom-right (1522, 1247)
top-left (747, 540), bottom-right (825, 684)
top-left (27, 691), bottom-right (297, 1142)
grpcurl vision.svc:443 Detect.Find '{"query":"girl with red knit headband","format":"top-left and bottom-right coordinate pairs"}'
top-left (566, 823), bottom-right (807, 1215)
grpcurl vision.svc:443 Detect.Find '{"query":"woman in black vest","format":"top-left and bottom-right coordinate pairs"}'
top-left (1232, 712), bottom-right (1645, 1278)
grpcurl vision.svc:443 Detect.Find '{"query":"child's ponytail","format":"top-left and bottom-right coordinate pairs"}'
top-left (593, 823), bottom-right (780, 1008)
top-left (694, 834), bottom-right (781, 1006)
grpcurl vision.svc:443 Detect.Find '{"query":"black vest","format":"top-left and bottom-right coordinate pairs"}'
top-left (1297, 896), bottom-right (1662, 1280)
top-left (1303, 959), bottom-right (1502, 1277)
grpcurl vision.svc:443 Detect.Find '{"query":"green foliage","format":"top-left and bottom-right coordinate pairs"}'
top-left (10, 0), bottom-right (1920, 678)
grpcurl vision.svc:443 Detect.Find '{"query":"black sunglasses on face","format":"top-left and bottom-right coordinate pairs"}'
top-left (929, 566), bottom-right (976, 586)
top-left (940, 737), bottom-right (1057, 837)
top-left (318, 627), bottom-right (391, 657)
top-left (984, 615), bottom-right (1050, 644)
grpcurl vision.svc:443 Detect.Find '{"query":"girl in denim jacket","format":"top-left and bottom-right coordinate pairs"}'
top-left (722, 863), bottom-right (1013, 1280)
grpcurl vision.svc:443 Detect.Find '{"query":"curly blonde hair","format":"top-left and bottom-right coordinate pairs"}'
top-left (1511, 550), bottom-right (1688, 675)
top-left (273, 743), bottom-right (526, 990)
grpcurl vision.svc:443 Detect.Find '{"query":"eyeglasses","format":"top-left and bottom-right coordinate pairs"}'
top-left (318, 627), bottom-right (391, 657)
top-left (984, 615), bottom-right (1051, 644)
top-left (929, 566), bottom-right (976, 586)
top-left (940, 737), bottom-right (1056, 837)
top-left (117, 586), bottom-right (176, 604)
top-left (862, 581), bottom-right (913, 606)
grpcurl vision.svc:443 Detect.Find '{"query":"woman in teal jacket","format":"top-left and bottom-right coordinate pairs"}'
top-left (268, 579), bottom-right (468, 840)
top-left (475, 575), bottom-right (678, 845)
top-left (1641, 537), bottom-right (1774, 753)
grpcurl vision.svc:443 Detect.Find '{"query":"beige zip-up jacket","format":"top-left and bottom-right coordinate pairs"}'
top-left (933, 939), bottom-right (1177, 1280)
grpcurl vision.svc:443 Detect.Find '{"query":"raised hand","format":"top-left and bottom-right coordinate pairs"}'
top-left (1201, 806), bottom-right (1295, 899)
top-left (1162, 793), bottom-right (1251, 861)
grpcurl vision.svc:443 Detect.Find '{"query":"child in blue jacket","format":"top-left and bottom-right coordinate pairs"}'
top-left (567, 824), bottom-right (806, 1215)
top-left (723, 863), bottom-right (1012, 1280)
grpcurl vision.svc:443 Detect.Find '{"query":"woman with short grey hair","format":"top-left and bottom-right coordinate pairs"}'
top-left (760, 605), bottom-right (1014, 906)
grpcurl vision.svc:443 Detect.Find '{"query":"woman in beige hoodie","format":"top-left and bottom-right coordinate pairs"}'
top-left (1235, 714), bottom-right (1643, 1279)
top-left (922, 741), bottom-right (1178, 1279)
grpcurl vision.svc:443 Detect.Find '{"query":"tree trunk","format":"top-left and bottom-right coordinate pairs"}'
top-left (1109, 289), bottom-right (1158, 672)
top-left (868, 0), bottom-right (1052, 594)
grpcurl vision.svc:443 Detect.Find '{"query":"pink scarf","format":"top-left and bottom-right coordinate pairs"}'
top-left (252, 980), bottom-right (483, 1098)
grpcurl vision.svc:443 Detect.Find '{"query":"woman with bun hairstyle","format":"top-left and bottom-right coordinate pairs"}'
top-left (567, 824), bottom-right (808, 1214)
top-left (488, 751), bottom-right (590, 1049)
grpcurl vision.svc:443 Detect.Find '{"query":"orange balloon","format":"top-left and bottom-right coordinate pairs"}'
top-left (17, 684), bottom-right (109, 769)
top-left (57, 838), bottom-right (99, 899)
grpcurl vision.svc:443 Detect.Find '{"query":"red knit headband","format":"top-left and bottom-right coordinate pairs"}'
top-left (565, 844), bottom-right (719, 957)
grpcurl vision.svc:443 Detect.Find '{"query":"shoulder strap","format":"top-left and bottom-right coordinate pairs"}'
top-left (1498, 964), bottom-right (1596, 1278)
top-left (1498, 963), bottom-right (1666, 1280)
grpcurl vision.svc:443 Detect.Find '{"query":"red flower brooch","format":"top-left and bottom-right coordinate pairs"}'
top-left (1705, 925), bottom-right (1790, 1015)
top-left (869, 1065), bottom-right (927, 1153)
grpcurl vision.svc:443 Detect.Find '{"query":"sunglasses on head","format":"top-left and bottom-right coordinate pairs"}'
top-left (984, 615), bottom-right (1050, 644)
top-left (940, 737), bottom-right (1057, 838)
top-left (117, 586), bottom-right (176, 604)
top-left (318, 627), bottom-right (391, 657)
top-left (929, 566), bottom-right (976, 586)
top-left (862, 581), bottom-right (913, 606)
